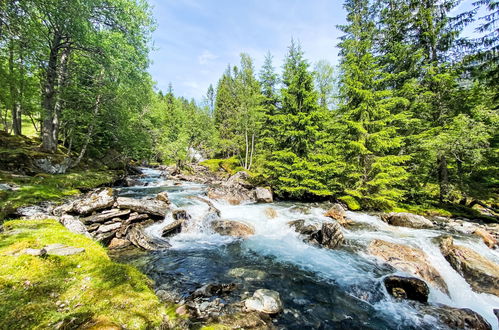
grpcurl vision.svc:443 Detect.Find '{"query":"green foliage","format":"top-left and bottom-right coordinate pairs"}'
top-left (338, 195), bottom-right (361, 211)
top-left (0, 219), bottom-right (172, 328)
top-left (200, 157), bottom-right (245, 175)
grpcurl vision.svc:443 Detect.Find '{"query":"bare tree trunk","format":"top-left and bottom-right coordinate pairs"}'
top-left (9, 41), bottom-right (21, 135)
top-left (248, 133), bottom-right (255, 170)
top-left (244, 130), bottom-right (249, 170)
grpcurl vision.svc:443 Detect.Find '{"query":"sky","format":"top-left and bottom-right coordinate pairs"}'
top-left (147, 0), bottom-right (346, 101)
top-left (147, 0), bottom-right (479, 101)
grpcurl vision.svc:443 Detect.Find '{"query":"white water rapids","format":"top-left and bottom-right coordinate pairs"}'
top-left (122, 168), bottom-right (499, 329)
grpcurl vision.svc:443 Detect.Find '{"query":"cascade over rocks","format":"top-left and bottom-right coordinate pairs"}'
top-left (381, 212), bottom-right (434, 229)
top-left (288, 219), bottom-right (319, 236)
top-left (438, 235), bottom-right (499, 296)
top-left (383, 275), bottom-right (429, 303)
top-left (368, 239), bottom-right (449, 294)
top-left (73, 188), bottom-right (115, 215)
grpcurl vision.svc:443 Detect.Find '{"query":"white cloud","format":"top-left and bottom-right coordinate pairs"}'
top-left (198, 50), bottom-right (218, 65)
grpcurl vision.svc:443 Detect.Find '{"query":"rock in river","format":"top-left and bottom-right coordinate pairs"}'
top-left (73, 188), bottom-right (115, 215)
top-left (439, 235), bottom-right (499, 296)
top-left (211, 220), bottom-right (255, 238)
top-left (381, 212), bottom-right (434, 229)
top-left (420, 304), bottom-right (491, 330)
top-left (309, 222), bottom-right (344, 249)
top-left (116, 197), bottom-right (169, 218)
top-left (383, 275), bottom-right (429, 303)
top-left (255, 187), bottom-right (273, 203)
top-left (245, 289), bottom-right (283, 314)
top-left (368, 239), bottom-right (448, 294)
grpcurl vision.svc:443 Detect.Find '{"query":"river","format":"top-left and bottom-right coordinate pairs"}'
top-left (115, 167), bottom-right (499, 329)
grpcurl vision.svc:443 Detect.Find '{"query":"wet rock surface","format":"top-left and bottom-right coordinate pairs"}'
top-left (439, 235), bottom-right (499, 296)
top-left (383, 275), bottom-right (429, 303)
top-left (381, 212), bottom-right (434, 229)
top-left (368, 239), bottom-right (449, 294)
top-left (244, 289), bottom-right (283, 314)
top-left (211, 220), bottom-right (255, 238)
top-left (420, 304), bottom-right (492, 330)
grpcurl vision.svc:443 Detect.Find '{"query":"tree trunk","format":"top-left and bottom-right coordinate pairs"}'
top-left (248, 133), bottom-right (255, 170)
top-left (244, 130), bottom-right (249, 170)
top-left (438, 154), bottom-right (449, 203)
top-left (9, 41), bottom-right (21, 135)
top-left (41, 35), bottom-right (70, 153)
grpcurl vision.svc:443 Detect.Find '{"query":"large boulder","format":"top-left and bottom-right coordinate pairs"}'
top-left (207, 171), bottom-right (255, 205)
top-left (73, 188), bottom-right (115, 215)
top-left (255, 187), bottom-right (273, 203)
top-left (420, 304), bottom-right (491, 330)
top-left (439, 236), bottom-right (499, 296)
top-left (244, 289), bottom-right (283, 314)
top-left (60, 215), bottom-right (91, 238)
top-left (383, 275), bottom-right (429, 303)
top-left (368, 239), bottom-right (448, 294)
top-left (211, 220), bottom-right (255, 238)
top-left (381, 212), bottom-right (434, 229)
top-left (116, 197), bottom-right (169, 218)
top-left (309, 222), bottom-right (344, 249)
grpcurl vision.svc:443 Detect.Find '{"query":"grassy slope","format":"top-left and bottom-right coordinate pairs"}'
top-left (0, 219), bottom-right (174, 329)
top-left (0, 129), bottom-right (122, 219)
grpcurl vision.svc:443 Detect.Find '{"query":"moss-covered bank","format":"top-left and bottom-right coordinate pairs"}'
top-left (0, 219), bottom-right (175, 329)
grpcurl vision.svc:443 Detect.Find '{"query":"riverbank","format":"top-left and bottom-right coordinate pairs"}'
top-left (0, 219), bottom-right (178, 329)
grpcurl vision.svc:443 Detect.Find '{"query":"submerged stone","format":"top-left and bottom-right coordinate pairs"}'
top-left (244, 289), bottom-right (283, 314)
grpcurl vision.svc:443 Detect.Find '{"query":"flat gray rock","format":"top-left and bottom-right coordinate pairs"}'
top-left (42, 244), bottom-right (85, 256)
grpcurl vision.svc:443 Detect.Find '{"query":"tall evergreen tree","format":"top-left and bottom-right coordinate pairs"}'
top-left (337, 0), bottom-right (410, 209)
top-left (263, 41), bottom-right (333, 199)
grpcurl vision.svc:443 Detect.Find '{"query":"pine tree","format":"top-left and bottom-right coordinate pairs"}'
top-left (263, 41), bottom-right (333, 199)
top-left (337, 0), bottom-right (410, 210)
top-left (258, 52), bottom-right (280, 153)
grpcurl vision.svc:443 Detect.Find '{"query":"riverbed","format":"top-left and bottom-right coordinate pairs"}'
top-left (115, 167), bottom-right (499, 329)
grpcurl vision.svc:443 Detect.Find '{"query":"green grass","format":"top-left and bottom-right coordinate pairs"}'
top-left (0, 219), bottom-right (175, 329)
top-left (21, 117), bottom-right (39, 138)
top-left (0, 170), bottom-right (121, 220)
top-left (200, 157), bottom-right (245, 176)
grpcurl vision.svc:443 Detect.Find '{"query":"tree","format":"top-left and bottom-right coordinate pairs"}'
top-left (17, 0), bottom-right (154, 152)
top-left (263, 41), bottom-right (333, 199)
top-left (337, 0), bottom-right (410, 209)
top-left (313, 60), bottom-right (337, 109)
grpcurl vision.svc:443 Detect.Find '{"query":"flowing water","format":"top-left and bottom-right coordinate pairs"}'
top-left (116, 168), bottom-right (499, 329)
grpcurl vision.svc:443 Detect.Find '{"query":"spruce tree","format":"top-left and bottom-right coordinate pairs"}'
top-left (263, 41), bottom-right (333, 199)
top-left (337, 0), bottom-right (410, 209)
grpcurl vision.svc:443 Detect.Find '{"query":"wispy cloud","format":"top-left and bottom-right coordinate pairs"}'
top-left (198, 50), bottom-right (218, 65)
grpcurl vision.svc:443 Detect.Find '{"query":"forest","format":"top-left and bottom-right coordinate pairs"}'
top-left (1, 0), bottom-right (497, 213)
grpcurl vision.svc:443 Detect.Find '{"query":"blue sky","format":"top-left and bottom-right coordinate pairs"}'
top-left (147, 0), bottom-right (346, 100)
top-left (147, 0), bottom-right (478, 101)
